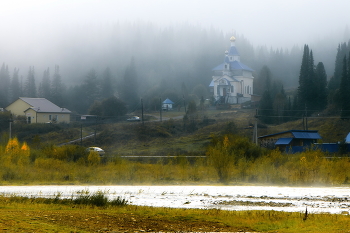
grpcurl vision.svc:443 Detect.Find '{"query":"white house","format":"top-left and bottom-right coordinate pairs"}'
top-left (162, 98), bottom-right (174, 111)
top-left (209, 36), bottom-right (254, 104)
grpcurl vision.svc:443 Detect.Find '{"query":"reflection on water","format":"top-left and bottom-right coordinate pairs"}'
top-left (0, 185), bottom-right (349, 214)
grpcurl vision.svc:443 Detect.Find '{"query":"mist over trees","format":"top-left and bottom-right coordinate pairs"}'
top-left (0, 22), bottom-right (349, 117)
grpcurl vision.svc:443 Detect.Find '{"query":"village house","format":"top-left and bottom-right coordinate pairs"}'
top-left (258, 130), bottom-right (322, 153)
top-left (6, 97), bottom-right (71, 124)
top-left (209, 36), bottom-right (254, 105)
top-left (162, 98), bottom-right (174, 111)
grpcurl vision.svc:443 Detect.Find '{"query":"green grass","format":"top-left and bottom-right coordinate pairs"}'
top-left (0, 195), bottom-right (349, 232)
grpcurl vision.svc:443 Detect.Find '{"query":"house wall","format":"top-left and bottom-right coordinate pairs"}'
top-left (35, 113), bottom-right (70, 123)
top-left (5, 99), bottom-right (31, 116)
top-left (162, 104), bottom-right (172, 110)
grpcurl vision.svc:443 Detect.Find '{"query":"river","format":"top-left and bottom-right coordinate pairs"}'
top-left (0, 185), bottom-right (349, 214)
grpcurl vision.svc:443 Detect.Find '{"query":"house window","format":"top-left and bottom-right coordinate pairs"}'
top-left (49, 115), bottom-right (52, 120)
top-left (224, 64), bottom-right (227, 69)
top-left (231, 86), bottom-right (234, 93)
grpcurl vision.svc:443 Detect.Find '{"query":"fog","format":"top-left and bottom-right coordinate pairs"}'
top-left (0, 0), bottom-right (349, 87)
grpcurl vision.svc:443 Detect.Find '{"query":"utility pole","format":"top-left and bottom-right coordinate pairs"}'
top-left (183, 95), bottom-right (186, 113)
top-left (305, 104), bottom-right (308, 131)
top-left (9, 119), bottom-right (13, 140)
top-left (141, 98), bottom-right (144, 125)
top-left (253, 109), bottom-right (258, 145)
top-left (159, 97), bottom-right (162, 122)
top-left (80, 123), bottom-right (83, 146)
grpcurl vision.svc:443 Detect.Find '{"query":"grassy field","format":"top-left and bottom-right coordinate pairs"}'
top-left (3, 107), bottom-right (350, 232)
top-left (0, 194), bottom-right (349, 232)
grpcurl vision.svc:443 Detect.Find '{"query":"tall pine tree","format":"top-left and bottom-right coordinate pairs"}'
top-left (315, 62), bottom-right (328, 111)
top-left (120, 57), bottom-right (139, 108)
top-left (339, 55), bottom-right (350, 119)
top-left (23, 66), bottom-right (36, 97)
top-left (38, 68), bottom-right (51, 99)
top-left (101, 67), bottom-right (114, 99)
top-left (0, 63), bottom-right (10, 106)
top-left (51, 65), bottom-right (65, 106)
top-left (10, 68), bottom-right (21, 102)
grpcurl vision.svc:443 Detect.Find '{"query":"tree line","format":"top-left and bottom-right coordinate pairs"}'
top-left (256, 40), bottom-right (350, 124)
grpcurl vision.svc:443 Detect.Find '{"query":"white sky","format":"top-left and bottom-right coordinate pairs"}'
top-left (0, 0), bottom-right (349, 49)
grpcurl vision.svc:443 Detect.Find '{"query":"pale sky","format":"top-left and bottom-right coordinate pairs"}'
top-left (1, 0), bottom-right (349, 48)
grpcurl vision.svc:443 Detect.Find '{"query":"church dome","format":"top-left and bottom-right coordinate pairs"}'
top-left (230, 36), bottom-right (236, 42)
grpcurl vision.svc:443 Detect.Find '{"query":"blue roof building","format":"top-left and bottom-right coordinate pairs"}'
top-left (162, 98), bottom-right (174, 110)
top-left (210, 36), bottom-right (254, 105)
top-left (258, 130), bottom-right (322, 153)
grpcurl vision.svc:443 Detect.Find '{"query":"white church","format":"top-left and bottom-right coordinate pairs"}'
top-left (209, 36), bottom-right (254, 104)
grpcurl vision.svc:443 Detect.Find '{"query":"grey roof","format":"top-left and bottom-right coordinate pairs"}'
top-left (20, 97), bottom-right (71, 113)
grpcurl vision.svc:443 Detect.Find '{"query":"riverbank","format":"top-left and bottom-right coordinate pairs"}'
top-left (0, 196), bottom-right (349, 232)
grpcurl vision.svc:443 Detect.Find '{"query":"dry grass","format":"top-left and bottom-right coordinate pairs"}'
top-left (0, 196), bottom-right (349, 232)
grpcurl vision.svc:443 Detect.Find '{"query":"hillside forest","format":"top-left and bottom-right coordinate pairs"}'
top-left (0, 23), bottom-right (349, 121)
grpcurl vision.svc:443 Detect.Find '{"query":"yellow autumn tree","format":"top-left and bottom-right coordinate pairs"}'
top-left (87, 151), bottom-right (101, 166)
top-left (3, 138), bottom-right (30, 165)
top-left (207, 135), bottom-right (234, 183)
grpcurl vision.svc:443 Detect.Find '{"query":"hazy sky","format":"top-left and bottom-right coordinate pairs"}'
top-left (0, 0), bottom-right (349, 81)
top-left (1, 0), bottom-right (349, 48)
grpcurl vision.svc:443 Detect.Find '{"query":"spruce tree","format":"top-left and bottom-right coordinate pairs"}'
top-left (39, 68), bottom-right (51, 99)
top-left (23, 66), bottom-right (36, 97)
top-left (51, 65), bottom-right (65, 106)
top-left (298, 45), bottom-right (310, 111)
top-left (101, 67), bottom-right (114, 99)
top-left (315, 62), bottom-right (328, 111)
top-left (121, 58), bottom-right (139, 108)
top-left (0, 63), bottom-right (10, 106)
top-left (340, 55), bottom-right (350, 119)
top-left (259, 90), bottom-right (274, 124)
top-left (297, 45), bottom-right (319, 115)
top-left (10, 68), bottom-right (21, 102)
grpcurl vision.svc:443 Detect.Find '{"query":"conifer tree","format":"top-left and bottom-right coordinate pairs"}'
top-left (297, 45), bottom-right (319, 115)
top-left (298, 45), bottom-right (310, 111)
top-left (328, 42), bottom-right (349, 91)
top-left (120, 58), bottom-right (139, 108)
top-left (0, 63), bottom-right (10, 106)
top-left (259, 90), bottom-right (273, 124)
top-left (10, 68), bottom-right (21, 102)
top-left (38, 68), bottom-right (51, 99)
top-left (315, 62), bottom-right (328, 111)
top-left (23, 66), bottom-right (36, 97)
top-left (101, 67), bottom-right (114, 99)
top-left (51, 65), bottom-right (65, 106)
top-left (340, 55), bottom-right (350, 119)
